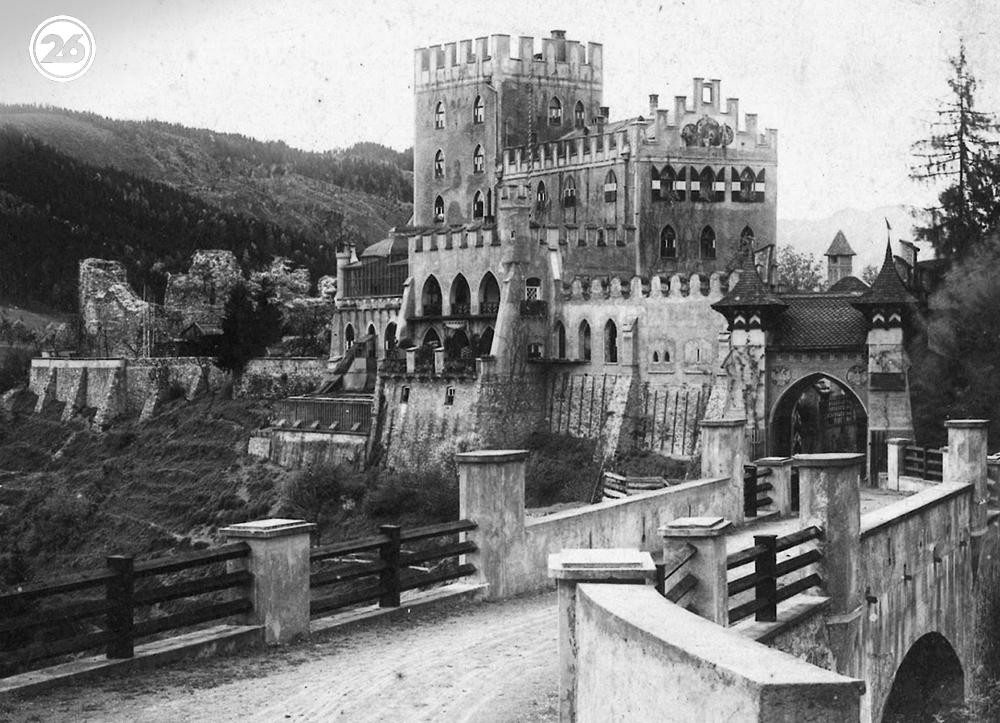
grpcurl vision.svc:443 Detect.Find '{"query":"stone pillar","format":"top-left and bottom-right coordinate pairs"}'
top-left (221, 518), bottom-right (315, 645)
top-left (885, 438), bottom-right (911, 490)
top-left (457, 450), bottom-right (528, 600)
top-left (946, 420), bottom-right (990, 566)
top-left (548, 549), bottom-right (656, 723)
top-left (755, 457), bottom-right (793, 516)
top-left (659, 517), bottom-right (732, 625)
top-left (794, 453), bottom-right (863, 677)
top-left (405, 347), bottom-right (416, 374)
top-left (433, 347), bottom-right (445, 376)
top-left (700, 418), bottom-right (746, 523)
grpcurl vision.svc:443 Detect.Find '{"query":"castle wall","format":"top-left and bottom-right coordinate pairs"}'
top-left (331, 298), bottom-right (401, 360)
top-left (235, 357), bottom-right (328, 400)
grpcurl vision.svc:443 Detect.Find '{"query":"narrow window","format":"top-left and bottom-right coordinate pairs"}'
top-left (473, 95), bottom-right (484, 124)
top-left (700, 226), bottom-right (717, 259)
top-left (579, 321), bottom-right (591, 361)
top-left (400, 386), bottom-right (410, 403)
top-left (604, 170), bottom-right (617, 203)
top-left (650, 166), bottom-right (661, 201)
top-left (434, 101), bottom-right (445, 129)
top-left (445, 386), bottom-right (455, 405)
top-left (660, 226), bottom-right (677, 259)
top-left (473, 145), bottom-right (484, 174)
top-left (574, 101), bottom-right (585, 128)
top-left (702, 84), bottom-right (712, 104)
top-left (536, 181), bottom-right (548, 206)
top-left (605, 320), bottom-right (618, 363)
top-left (344, 323), bottom-right (355, 350)
top-left (652, 351), bottom-right (659, 363)
top-left (433, 196), bottom-right (444, 222)
top-left (563, 176), bottom-right (577, 207)
top-left (548, 96), bottom-right (563, 126)
top-left (699, 167), bottom-right (715, 203)
top-left (555, 322), bottom-right (566, 359)
top-left (755, 169), bottom-right (766, 202)
top-left (739, 167), bottom-right (755, 202)
top-left (434, 149), bottom-right (444, 178)
top-left (473, 191), bottom-right (485, 219)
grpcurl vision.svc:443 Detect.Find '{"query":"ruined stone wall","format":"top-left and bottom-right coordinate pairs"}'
top-left (235, 357), bottom-right (329, 399)
top-left (78, 259), bottom-right (153, 358)
top-left (164, 250), bottom-right (243, 332)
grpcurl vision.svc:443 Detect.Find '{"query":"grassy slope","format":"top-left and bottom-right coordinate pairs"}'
top-left (0, 110), bottom-right (412, 249)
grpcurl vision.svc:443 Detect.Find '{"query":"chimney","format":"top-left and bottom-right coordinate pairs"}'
top-left (550, 29), bottom-right (566, 39)
top-left (648, 94), bottom-right (659, 118)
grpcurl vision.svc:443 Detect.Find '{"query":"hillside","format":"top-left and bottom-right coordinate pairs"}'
top-left (778, 205), bottom-right (933, 271)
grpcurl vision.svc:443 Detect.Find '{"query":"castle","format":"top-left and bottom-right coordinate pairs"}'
top-left (329, 30), bottom-right (780, 466)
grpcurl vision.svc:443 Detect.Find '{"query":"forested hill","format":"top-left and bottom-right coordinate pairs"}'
top-left (0, 105), bottom-right (414, 311)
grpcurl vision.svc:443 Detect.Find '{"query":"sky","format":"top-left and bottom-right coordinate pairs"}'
top-left (1, 0), bottom-right (999, 221)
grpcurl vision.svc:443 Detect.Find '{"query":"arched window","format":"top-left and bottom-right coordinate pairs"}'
top-left (699, 166), bottom-right (715, 202)
top-left (660, 225), bottom-right (677, 259)
top-left (422, 275), bottom-right (442, 316)
top-left (473, 144), bottom-right (484, 174)
top-left (555, 321), bottom-right (566, 359)
top-left (450, 274), bottom-right (471, 315)
top-left (536, 181), bottom-right (548, 206)
top-left (700, 226), bottom-right (716, 259)
top-left (579, 320), bottom-right (591, 361)
top-left (433, 195), bottom-right (444, 222)
top-left (605, 320), bottom-right (618, 363)
top-left (739, 167), bottom-right (755, 202)
top-left (344, 323), bottom-right (355, 351)
top-left (423, 327), bottom-right (441, 348)
top-left (740, 225), bottom-right (755, 256)
top-left (755, 169), bottom-right (766, 201)
top-left (478, 326), bottom-right (495, 356)
top-left (366, 323), bottom-right (377, 358)
top-left (473, 191), bottom-right (485, 219)
top-left (479, 272), bottom-right (500, 315)
top-left (445, 329), bottom-right (470, 360)
top-left (675, 166), bottom-right (687, 201)
top-left (574, 100), bottom-right (585, 128)
top-left (652, 351), bottom-right (659, 362)
top-left (384, 322), bottom-right (397, 352)
top-left (661, 165), bottom-right (678, 201)
top-left (548, 96), bottom-right (562, 126)
top-left (650, 166), bottom-right (661, 201)
top-left (434, 101), bottom-right (445, 129)
top-left (473, 95), bottom-right (484, 124)
top-left (604, 170), bottom-right (617, 203)
top-left (562, 176), bottom-right (577, 207)
top-left (525, 277), bottom-right (541, 301)
top-left (434, 150), bottom-right (444, 178)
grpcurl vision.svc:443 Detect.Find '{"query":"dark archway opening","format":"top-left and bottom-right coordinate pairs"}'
top-left (445, 329), bottom-right (471, 360)
top-left (477, 327), bottom-right (495, 357)
top-left (882, 633), bottom-right (964, 722)
top-left (770, 373), bottom-right (867, 459)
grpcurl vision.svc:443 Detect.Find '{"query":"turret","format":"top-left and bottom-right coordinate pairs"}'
top-left (825, 230), bottom-right (856, 288)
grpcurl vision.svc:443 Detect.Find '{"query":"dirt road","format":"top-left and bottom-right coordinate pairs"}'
top-left (1, 591), bottom-right (559, 723)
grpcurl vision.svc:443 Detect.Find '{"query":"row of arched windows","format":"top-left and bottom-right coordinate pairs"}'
top-left (343, 321), bottom-right (398, 357)
top-left (433, 190), bottom-right (492, 223)
top-left (658, 224), bottom-right (755, 260)
top-left (419, 272), bottom-right (501, 317)
top-left (433, 146), bottom-right (486, 179)
top-left (434, 97), bottom-right (588, 130)
top-left (551, 320), bottom-right (618, 364)
top-left (651, 166), bottom-right (766, 203)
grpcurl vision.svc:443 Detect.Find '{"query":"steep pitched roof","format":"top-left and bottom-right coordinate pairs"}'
top-left (828, 275), bottom-right (869, 294)
top-left (856, 243), bottom-right (917, 307)
top-left (825, 230), bottom-right (855, 257)
top-left (712, 253), bottom-right (786, 311)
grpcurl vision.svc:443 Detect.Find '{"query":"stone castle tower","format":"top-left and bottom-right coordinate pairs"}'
top-left (825, 230), bottom-right (856, 287)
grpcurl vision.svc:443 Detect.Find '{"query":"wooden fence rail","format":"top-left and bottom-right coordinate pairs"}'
top-left (0, 542), bottom-right (252, 676)
top-left (902, 445), bottom-right (944, 482)
top-left (309, 519), bottom-right (478, 617)
top-left (726, 526), bottom-right (823, 625)
top-left (743, 465), bottom-right (774, 518)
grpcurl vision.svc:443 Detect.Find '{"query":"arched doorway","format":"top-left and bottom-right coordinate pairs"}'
top-left (882, 633), bottom-right (964, 722)
top-left (445, 329), bottom-right (471, 360)
top-left (770, 373), bottom-right (868, 458)
top-left (450, 274), bottom-right (471, 316)
top-left (479, 273), bottom-right (500, 316)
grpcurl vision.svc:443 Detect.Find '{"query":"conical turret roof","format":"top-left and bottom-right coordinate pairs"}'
top-left (853, 243), bottom-right (916, 308)
top-left (713, 252), bottom-right (786, 312)
top-left (825, 230), bottom-right (855, 257)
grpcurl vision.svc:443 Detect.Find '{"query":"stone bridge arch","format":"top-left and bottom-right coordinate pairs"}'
top-left (880, 632), bottom-right (964, 722)
top-left (768, 371), bottom-right (868, 458)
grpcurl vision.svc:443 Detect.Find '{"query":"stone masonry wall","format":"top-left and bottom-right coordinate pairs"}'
top-left (235, 357), bottom-right (329, 399)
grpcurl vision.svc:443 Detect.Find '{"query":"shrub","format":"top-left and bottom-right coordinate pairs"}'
top-left (0, 346), bottom-right (33, 393)
top-left (523, 432), bottom-right (600, 507)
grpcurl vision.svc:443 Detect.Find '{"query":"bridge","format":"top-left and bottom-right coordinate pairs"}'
top-left (2, 419), bottom-right (999, 722)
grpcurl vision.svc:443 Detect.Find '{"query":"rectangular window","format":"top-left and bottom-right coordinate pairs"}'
top-left (603, 183), bottom-right (617, 203)
top-left (400, 386), bottom-right (410, 403)
top-left (444, 387), bottom-right (455, 406)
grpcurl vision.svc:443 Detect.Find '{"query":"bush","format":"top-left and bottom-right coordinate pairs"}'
top-left (0, 346), bottom-right (33, 393)
top-left (523, 433), bottom-right (600, 507)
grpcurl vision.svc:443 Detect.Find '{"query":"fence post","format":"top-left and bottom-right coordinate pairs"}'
top-left (105, 555), bottom-right (134, 659)
top-left (743, 465), bottom-right (757, 518)
top-left (457, 450), bottom-right (529, 600)
top-left (221, 518), bottom-right (316, 645)
top-left (755, 457), bottom-right (793, 516)
top-left (699, 418), bottom-right (747, 524)
top-left (548, 549), bottom-right (656, 723)
top-left (754, 535), bottom-right (777, 622)
top-left (378, 524), bottom-right (402, 607)
top-left (405, 347), bottom-right (416, 374)
top-left (659, 516), bottom-right (732, 626)
top-left (885, 438), bottom-right (910, 490)
top-left (794, 453), bottom-right (863, 677)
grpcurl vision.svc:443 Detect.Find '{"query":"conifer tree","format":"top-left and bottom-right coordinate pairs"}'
top-left (912, 42), bottom-right (1000, 263)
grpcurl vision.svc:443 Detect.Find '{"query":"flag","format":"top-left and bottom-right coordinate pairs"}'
top-left (885, 217), bottom-right (892, 231)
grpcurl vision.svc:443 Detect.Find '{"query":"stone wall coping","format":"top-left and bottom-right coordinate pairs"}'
top-left (860, 482), bottom-right (970, 540)
top-left (577, 583), bottom-right (867, 690)
top-left (753, 456), bottom-right (792, 466)
top-left (659, 516), bottom-right (732, 538)
top-left (220, 518), bottom-right (316, 539)
top-left (792, 452), bottom-right (865, 468)
top-left (699, 418), bottom-right (747, 428)
top-left (886, 438), bottom-right (913, 445)
top-left (548, 549), bottom-right (656, 580)
top-left (455, 450), bottom-right (529, 464)
top-left (944, 419), bottom-right (990, 429)
top-left (31, 358), bottom-right (126, 369)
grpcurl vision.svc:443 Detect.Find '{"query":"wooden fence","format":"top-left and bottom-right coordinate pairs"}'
top-left (902, 445), bottom-right (944, 482)
top-left (0, 543), bottom-right (252, 676)
top-left (309, 520), bottom-right (478, 617)
top-left (274, 397), bottom-right (373, 435)
top-left (742, 465), bottom-right (774, 518)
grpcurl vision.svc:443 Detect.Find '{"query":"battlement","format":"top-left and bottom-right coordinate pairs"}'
top-left (564, 270), bottom-right (739, 302)
top-left (414, 30), bottom-right (602, 89)
top-left (502, 124), bottom-right (637, 176)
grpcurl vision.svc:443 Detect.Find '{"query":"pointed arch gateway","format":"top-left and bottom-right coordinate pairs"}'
top-left (768, 372), bottom-right (868, 461)
top-left (450, 274), bottom-right (471, 315)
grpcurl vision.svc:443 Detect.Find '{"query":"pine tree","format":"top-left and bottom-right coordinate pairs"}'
top-left (912, 42), bottom-right (1000, 263)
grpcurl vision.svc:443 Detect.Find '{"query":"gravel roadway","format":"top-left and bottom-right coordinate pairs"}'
top-left (0, 591), bottom-right (559, 723)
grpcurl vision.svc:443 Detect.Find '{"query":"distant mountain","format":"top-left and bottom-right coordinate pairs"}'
top-left (0, 105), bottom-right (414, 311)
top-left (778, 205), bottom-right (933, 273)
